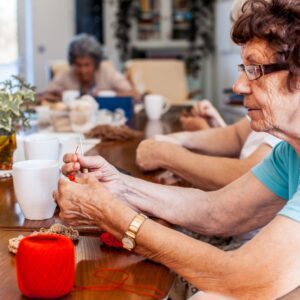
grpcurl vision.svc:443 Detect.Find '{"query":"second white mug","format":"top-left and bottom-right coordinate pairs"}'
top-left (144, 94), bottom-right (170, 121)
top-left (24, 134), bottom-right (60, 161)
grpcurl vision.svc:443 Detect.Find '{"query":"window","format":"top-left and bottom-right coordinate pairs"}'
top-left (0, 0), bottom-right (18, 82)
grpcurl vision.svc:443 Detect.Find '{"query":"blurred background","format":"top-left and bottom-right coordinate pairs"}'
top-left (0, 0), bottom-right (245, 123)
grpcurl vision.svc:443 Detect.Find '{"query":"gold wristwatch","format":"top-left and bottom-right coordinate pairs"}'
top-left (121, 213), bottom-right (148, 251)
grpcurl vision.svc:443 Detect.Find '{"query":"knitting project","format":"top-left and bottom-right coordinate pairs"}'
top-left (8, 224), bottom-right (79, 254)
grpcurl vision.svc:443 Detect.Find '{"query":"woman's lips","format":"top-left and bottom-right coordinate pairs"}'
top-left (247, 108), bottom-right (260, 117)
top-left (245, 105), bottom-right (260, 112)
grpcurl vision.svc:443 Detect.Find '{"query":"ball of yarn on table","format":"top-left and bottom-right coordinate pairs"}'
top-left (16, 234), bottom-right (75, 299)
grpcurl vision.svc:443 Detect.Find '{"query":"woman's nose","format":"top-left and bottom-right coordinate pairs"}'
top-left (233, 73), bottom-right (251, 95)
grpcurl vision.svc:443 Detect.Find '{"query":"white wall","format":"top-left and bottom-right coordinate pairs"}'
top-left (103, 0), bottom-right (120, 68)
top-left (214, 0), bottom-right (246, 122)
top-left (19, 0), bottom-right (75, 90)
top-left (215, 0), bottom-right (241, 105)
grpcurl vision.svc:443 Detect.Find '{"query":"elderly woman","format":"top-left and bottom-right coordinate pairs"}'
top-left (42, 33), bottom-right (133, 100)
top-left (55, 1), bottom-right (300, 299)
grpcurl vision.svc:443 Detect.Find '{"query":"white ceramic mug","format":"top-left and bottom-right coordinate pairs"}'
top-left (13, 160), bottom-right (59, 220)
top-left (144, 94), bottom-right (170, 120)
top-left (24, 134), bottom-right (60, 161)
top-left (62, 90), bottom-right (80, 103)
top-left (35, 106), bottom-right (51, 125)
top-left (145, 120), bottom-right (164, 138)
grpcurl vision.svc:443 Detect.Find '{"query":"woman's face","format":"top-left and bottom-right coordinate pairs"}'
top-left (73, 56), bottom-right (97, 84)
top-left (233, 39), bottom-right (300, 140)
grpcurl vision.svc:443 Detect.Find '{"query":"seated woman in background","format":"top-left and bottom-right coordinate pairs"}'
top-left (40, 33), bottom-right (134, 101)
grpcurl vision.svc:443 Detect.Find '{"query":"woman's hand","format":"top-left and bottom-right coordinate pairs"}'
top-left (136, 139), bottom-right (179, 171)
top-left (53, 176), bottom-right (137, 235)
top-left (180, 115), bottom-right (210, 131)
top-left (53, 176), bottom-right (106, 226)
top-left (192, 100), bottom-right (226, 128)
top-left (61, 154), bottom-right (128, 199)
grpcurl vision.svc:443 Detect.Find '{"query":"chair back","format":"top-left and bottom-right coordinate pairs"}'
top-left (125, 59), bottom-right (189, 103)
top-left (49, 60), bottom-right (70, 79)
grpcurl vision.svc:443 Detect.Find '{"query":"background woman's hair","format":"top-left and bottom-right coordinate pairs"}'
top-left (231, 0), bottom-right (300, 91)
top-left (68, 33), bottom-right (103, 67)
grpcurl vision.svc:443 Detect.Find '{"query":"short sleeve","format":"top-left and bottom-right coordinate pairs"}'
top-left (278, 188), bottom-right (300, 222)
top-left (101, 61), bottom-right (132, 92)
top-left (252, 141), bottom-right (289, 200)
top-left (261, 134), bottom-right (281, 148)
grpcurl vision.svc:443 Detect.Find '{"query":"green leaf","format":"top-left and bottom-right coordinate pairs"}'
top-left (0, 75), bottom-right (36, 133)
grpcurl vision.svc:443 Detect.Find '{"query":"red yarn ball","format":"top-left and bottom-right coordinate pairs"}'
top-left (100, 232), bottom-right (123, 248)
top-left (16, 234), bottom-right (75, 299)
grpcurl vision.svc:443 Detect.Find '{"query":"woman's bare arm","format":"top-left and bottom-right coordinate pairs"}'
top-left (136, 141), bottom-right (272, 190)
top-left (167, 117), bottom-right (251, 157)
top-left (123, 172), bottom-right (285, 236)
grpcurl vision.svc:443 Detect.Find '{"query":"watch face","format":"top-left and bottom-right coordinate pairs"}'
top-left (122, 236), bottom-right (135, 250)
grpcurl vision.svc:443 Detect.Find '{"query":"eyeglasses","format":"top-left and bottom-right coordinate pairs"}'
top-left (238, 63), bottom-right (288, 81)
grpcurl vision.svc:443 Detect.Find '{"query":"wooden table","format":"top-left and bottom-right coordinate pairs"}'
top-left (0, 230), bottom-right (174, 300)
top-left (0, 106), bottom-right (297, 299)
top-left (0, 107), bottom-right (184, 299)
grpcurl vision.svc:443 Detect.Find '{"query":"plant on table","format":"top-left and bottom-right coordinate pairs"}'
top-left (0, 75), bottom-right (36, 170)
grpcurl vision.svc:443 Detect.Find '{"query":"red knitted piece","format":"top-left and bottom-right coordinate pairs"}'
top-left (16, 234), bottom-right (75, 299)
top-left (100, 232), bottom-right (123, 248)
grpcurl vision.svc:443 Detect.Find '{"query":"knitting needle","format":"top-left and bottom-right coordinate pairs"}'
top-left (79, 136), bottom-right (89, 174)
top-left (67, 146), bottom-right (79, 181)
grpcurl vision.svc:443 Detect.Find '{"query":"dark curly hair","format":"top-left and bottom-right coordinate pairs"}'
top-left (231, 0), bottom-right (300, 91)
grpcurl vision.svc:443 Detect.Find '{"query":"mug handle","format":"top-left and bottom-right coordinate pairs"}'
top-left (162, 98), bottom-right (171, 115)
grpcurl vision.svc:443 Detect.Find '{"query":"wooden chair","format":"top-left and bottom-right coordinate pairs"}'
top-left (125, 59), bottom-right (201, 104)
top-left (48, 60), bottom-right (70, 79)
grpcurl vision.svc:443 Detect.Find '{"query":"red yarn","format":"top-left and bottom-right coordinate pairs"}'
top-left (75, 268), bottom-right (166, 299)
top-left (16, 234), bottom-right (75, 299)
top-left (100, 232), bottom-right (123, 248)
top-left (68, 174), bottom-right (75, 181)
top-left (67, 158), bottom-right (77, 182)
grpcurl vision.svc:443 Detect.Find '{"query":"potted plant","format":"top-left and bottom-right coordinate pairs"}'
top-left (0, 75), bottom-right (36, 170)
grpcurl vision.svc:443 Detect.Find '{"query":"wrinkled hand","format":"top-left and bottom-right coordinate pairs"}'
top-left (136, 139), bottom-right (175, 171)
top-left (192, 100), bottom-right (226, 128)
top-left (53, 176), bottom-right (111, 226)
top-left (180, 115), bottom-right (210, 131)
top-left (61, 154), bottom-right (128, 198)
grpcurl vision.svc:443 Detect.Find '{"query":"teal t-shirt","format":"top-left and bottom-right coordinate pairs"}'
top-left (252, 141), bottom-right (300, 221)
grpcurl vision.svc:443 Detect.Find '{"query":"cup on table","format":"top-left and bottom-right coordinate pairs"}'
top-left (144, 94), bottom-right (170, 120)
top-left (35, 106), bottom-right (51, 125)
top-left (13, 160), bottom-right (59, 220)
top-left (24, 134), bottom-right (60, 161)
top-left (62, 90), bottom-right (80, 103)
top-left (145, 120), bottom-right (164, 138)
top-left (97, 90), bottom-right (117, 97)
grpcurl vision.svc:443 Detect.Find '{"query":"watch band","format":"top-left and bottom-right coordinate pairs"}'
top-left (122, 213), bottom-right (148, 251)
